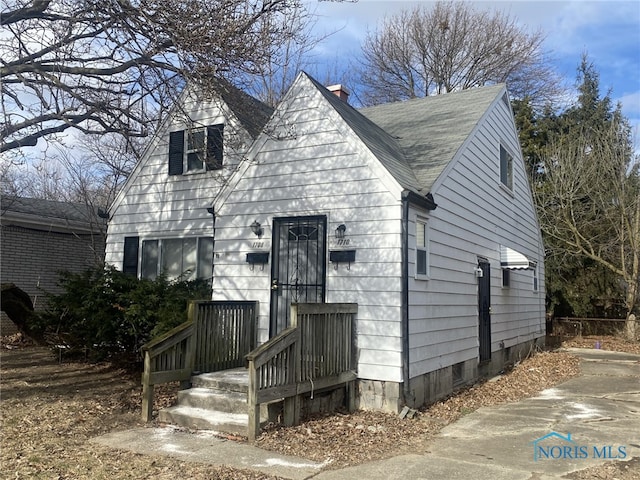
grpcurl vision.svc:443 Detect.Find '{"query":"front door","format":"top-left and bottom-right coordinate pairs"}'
top-left (478, 259), bottom-right (491, 362)
top-left (270, 216), bottom-right (327, 336)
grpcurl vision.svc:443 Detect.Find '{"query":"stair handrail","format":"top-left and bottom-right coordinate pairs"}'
top-left (141, 304), bottom-right (198, 421)
top-left (140, 300), bottom-right (259, 422)
top-left (246, 325), bottom-right (300, 443)
top-left (246, 303), bottom-right (358, 443)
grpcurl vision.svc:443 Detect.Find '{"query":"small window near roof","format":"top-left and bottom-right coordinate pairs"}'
top-left (532, 263), bottom-right (539, 292)
top-left (168, 124), bottom-right (224, 175)
top-left (500, 145), bottom-right (513, 190)
top-left (416, 219), bottom-right (429, 278)
top-left (186, 128), bottom-right (206, 171)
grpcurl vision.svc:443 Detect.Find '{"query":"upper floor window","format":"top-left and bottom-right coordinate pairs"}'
top-left (532, 263), bottom-right (539, 292)
top-left (169, 124), bottom-right (224, 175)
top-left (500, 145), bottom-right (513, 190)
top-left (416, 218), bottom-right (429, 278)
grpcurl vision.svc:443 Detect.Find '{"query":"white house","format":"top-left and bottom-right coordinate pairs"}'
top-left (106, 72), bottom-right (545, 411)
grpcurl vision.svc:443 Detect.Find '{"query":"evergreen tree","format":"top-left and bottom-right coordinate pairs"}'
top-left (533, 55), bottom-right (639, 335)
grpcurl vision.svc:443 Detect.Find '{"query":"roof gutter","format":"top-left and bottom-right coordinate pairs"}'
top-left (400, 190), bottom-right (437, 404)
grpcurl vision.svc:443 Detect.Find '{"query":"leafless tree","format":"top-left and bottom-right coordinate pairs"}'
top-left (240, 6), bottom-right (338, 107)
top-left (1, 130), bottom-right (137, 211)
top-left (1, 0), bottom-right (303, 154)
top-left (357, 1), bottom-right (562, 107)
top-left (535, 121), bottom-right (640, 337)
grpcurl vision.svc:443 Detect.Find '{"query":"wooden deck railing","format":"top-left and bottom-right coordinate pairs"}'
top-left (246, 303), bottom-right (357, 442)
top-left (141, 300), bottom-right (257, 421)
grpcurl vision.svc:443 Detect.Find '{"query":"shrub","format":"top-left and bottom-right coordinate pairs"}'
top-left (38, 264), bottom-right (211, 361)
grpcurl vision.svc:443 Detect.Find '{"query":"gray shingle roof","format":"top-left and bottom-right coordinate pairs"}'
top-left (360, 84), bottom-right (504, 192)
top-left (1, 196), bottom-right (104, 232)
top-left (304, 72), bottom-right (504, 195)
top-left (207, 78), bottom-right (274, 139)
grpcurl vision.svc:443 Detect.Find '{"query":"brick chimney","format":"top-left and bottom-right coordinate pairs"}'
top-left (327, 84), bottom-right (349, 103)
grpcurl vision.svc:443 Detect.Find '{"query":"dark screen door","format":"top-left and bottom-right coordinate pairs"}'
top-left (478, 259), bottom-right (491, 362)
top-left (270, 216), bottom-right (327, 336)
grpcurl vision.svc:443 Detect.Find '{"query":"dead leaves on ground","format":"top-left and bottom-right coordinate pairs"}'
top-left (257, 350), bottom-right (581, 468)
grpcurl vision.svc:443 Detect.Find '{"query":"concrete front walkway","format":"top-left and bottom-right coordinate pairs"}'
top-left (93, 349), bottom-right (640, 479)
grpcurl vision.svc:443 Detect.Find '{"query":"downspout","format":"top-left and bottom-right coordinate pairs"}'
top-left (207, 206), bottom-right (216, 300)
top-left (400, 190), bottom-right (437, 405)
top-left (401, 192), bottom-right (411, 403)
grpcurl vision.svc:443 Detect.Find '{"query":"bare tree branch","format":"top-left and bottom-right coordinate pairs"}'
top-left (1, 0), bottom-right (304, 153)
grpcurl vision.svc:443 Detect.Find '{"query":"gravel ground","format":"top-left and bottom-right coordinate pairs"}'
top-left (1, 333), bottom-right (638, 479)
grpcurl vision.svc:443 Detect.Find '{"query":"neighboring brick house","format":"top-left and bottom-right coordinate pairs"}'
top-left (1, 196), bottom-right (106, 335)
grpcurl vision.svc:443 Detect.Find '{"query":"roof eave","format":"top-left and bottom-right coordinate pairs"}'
top-left (403, 190), bottom-right (437, 211)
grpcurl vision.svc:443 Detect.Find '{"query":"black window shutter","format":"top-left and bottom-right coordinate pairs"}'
top-left (168, 130), bottom-right (184, 175)
top-left (123, 236), bottom-right (139, 276)
top-left (206, 124), bottom-right (224, 170)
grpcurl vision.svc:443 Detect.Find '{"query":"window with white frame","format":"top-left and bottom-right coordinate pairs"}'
top-left (532, 263), bottom-right (539, 292)
top-left (500, 144), bottom-right (513, 190)
top-left (141, 237), bottom-right (213, 282)
top-left (186, 127), bottom-right (206, 171)
top-left (416, 218), bottom-right (429, 278)
top-left (168, 124), bottom-right (224, 175)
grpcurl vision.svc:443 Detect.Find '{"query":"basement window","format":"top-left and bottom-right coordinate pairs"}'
top-left (453, 362), bottom-right (464, 387)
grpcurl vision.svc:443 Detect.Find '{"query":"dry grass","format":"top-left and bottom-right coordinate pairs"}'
top-left (0, 345), bottom-right (279, 480)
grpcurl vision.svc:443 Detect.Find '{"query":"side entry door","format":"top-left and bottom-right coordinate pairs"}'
top-left (478, 259), bottom-right (491, 363)
top-left (270, 216), bottom-right (327, 336)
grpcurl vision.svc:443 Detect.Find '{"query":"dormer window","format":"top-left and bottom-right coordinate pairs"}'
top-left (168, 124), bottom-right (224, 175)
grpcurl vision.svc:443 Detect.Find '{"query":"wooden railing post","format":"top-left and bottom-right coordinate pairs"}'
top-left (182, 301), bottom-right (197, 389)
top-left (283, 304), bottom-right (301, 427)
top-left (141, 349), bottom-right (154, 422)
top-left (247, 358), bottom-right (260, 443)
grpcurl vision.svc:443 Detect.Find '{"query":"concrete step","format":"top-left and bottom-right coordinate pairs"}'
top-left (191, 368), bottom-right (248, 393)
top-left (177, 387), bottom-right (248, 414)
top-left (157, 368), bottom-right (282, 435)
top-left (158, 405), bottom-right (248, 435)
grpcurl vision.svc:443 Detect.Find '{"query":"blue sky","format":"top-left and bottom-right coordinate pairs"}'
top-left (309, 0), bottom-right (640, 133)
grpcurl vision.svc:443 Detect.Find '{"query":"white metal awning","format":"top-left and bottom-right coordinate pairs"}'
top-left (500, 246), bottom-right (535, 270)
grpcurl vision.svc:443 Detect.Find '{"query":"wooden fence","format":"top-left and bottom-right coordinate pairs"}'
top-left (141, 300), bottom-right (257, 421)
top-left (245, 303), bottom-right (357, 442)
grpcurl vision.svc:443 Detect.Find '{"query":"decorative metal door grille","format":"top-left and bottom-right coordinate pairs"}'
top-left (270, 216), bottom-right (327, 336)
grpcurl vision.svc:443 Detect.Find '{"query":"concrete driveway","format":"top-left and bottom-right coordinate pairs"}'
top-left (315, 348), bottom-right (640, 480)
top-left (94, 348), bottom-right (639, 479)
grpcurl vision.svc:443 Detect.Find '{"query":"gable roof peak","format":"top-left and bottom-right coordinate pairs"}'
top-left (187, 78), bottom-right (274, 138)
